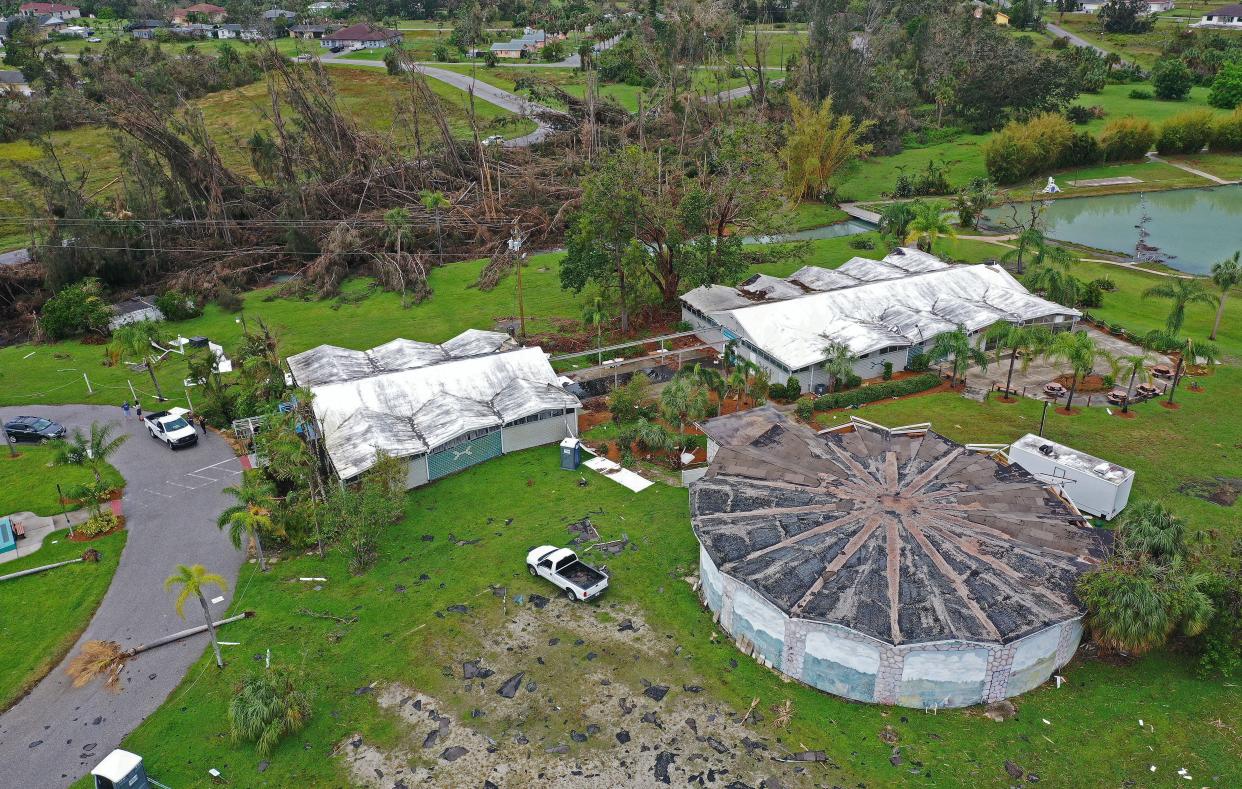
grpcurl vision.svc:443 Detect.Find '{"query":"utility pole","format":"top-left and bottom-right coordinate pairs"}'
top-left (1, 421), bottom-right (15, 458)
top-left (509, 222), bottom-right (527, 339)
top-left (1038, 400), bottom-right (1050, 437)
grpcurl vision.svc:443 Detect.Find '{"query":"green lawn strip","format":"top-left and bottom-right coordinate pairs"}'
top-left (87, 445), bottom-right (1242, 787)
top-left (1017, 159), bottom-right (1214, 198)
top-left (1171, 153), bottom-right (1242, 181)
top-left (0, 444), bottom-right (124, 517)
top-left (783, 200), bottom-right (849, 231)
top-left (0, 527), bottom-right (127, 711)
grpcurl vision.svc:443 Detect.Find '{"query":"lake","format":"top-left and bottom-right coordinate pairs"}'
top-left (983, 186), bottom-right (1242, 275)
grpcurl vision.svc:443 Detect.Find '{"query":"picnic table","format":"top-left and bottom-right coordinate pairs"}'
top-left (1043, 382), bottom-right (1067, 397)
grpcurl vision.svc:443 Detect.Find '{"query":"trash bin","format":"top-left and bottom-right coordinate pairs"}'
top-left (560, 437), bottom-right (582, 470)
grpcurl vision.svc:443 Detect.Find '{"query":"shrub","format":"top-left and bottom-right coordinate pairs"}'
top-left (1059, 130), bottom-right (1105, 168)
top-left (153, 289), bottom-right (202, 322)
top-left (907, 351), bottom-right (930, 372)
top-left (432, 42), bottom-right (451, 62)
top-left (1092, 276), bottom-right (1117, 291)
top-left (1066, 105), bottom-right (1094, 124)
top-left (1051, 36), bottom-right (1069, 50)
top-left (76, 511), bottom-right (119, 538)
top-left (983, 113), bottom-right (1074, 184)
top-left (882, 361), bottom-right (893, 380)
top-left (1211, 107), bottom-right (1242, 151)
top-left (215, 288), bottom-right (244, 312)
top-left (1152, 58), bottom-right (1193, 100)
top-left (1208, 60), bottom-right (1242, 110)
top-left (1099, 117), bottom-right (1156, 161)
top-left (795, 398), bottom-right (814, 420)
top-left (39, 278), bottom-right (112, 341)
top-left (1128, 88), bottom-right (1153, 100)
top-left (813, 373), bottom-right (941, 411)
top-left (674, 320), bottom-right (693, 332)
top-left (1156, 109), bottom-right (1216, 154)
top-left (784, 377), bottom-right (801, 399)
top-left (1080, 280), bottom-right (1105, 308)
top-left (228, 667), bottom-right (313, 757)
top-left (848, 236), bottom-right (875, 250)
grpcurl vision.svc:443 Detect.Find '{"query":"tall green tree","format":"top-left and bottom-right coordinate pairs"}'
top-left (1143, 278), bottom-right (1218, 336)
top-left (780, 95), bottom-right (874, 200)
top-left (659, 377), bottom-right (710, 467)
top-left (1116, 353), bottom-right (1148, 414)
top-left (821, 340), bottom-right (858, 392)
top-left (904, 202), bottom-right (956, 253)
top-left (165, 564), bottom-right (229, 669)
top-left (109, 320), bottom-right (168, 401)
top-left (1046, 330), bottom-right (1110, 412)
top-left (928, 326), bottom-right (988, 387)
top-left (218, 474), bottom-right (281, 572)
top-left (1209, 251), bottom-right (1240, 341)
top-left (877, 201), bottom-right (916, 241)
top-left (1001, 226), bottom-right (1047, 276)
top-left (984, 322), bottom-right (1053, 398)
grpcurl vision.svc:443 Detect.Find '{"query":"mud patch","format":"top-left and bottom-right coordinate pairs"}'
top-left (1177, 477), bottom-right (1241, 507)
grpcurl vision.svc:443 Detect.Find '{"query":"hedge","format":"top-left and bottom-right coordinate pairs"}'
top-left (813, 372), bottom-right (942, 411)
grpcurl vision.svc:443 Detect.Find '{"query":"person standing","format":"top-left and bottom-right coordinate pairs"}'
top-left (121, 401), bottom-right (131, 417)
top-left (197, 414), bottom-right (208, 435)
top-left (135, 403), bottom-right (142, 422)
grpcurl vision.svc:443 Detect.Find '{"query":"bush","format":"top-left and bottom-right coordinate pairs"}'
top-left (813, 373), bottom-right (941, 411)
top-left (1152, 58), bottom-right (1193, 100)
top-left (39, 278), bottom-right (112, 341)
top-left (1208, 60), bottom-right (1242, 110)
top-left (882, 361), bottom-right (893, 380)
top-left (983, 113), bottom-right (1074, 184)
top-left (1080, 280), bottom-right (1105, 308)
top-left (1128, 88), bottom-right (1153, 100)
top-left (1092, 276), bottom-right (1117, 291)
top-left (1212, 107), bottom-right (1242, 151)
top-left (795, 398), bottom-right (814, 420)
top-left (1051, 36), bottom-right (1069, 50)
top-left (1156, 109), bottom-right (1216, 155)
top-left (153, 289), bottom-right (202, 322)
top-left (1099, 117), bottom-right (1156, 161)
top-left (673, 320), bottom-right (693, 332)
top-left (784, 377), bottom-right (801, 399)
top-left (907, 351), bottom-right (930, 372)
top-left (76, 511), bottom-right (119, 538)
top-left (1066, 105), bottom-right (1094, 124)
top-left (215, 288), bottom-right (244, 312)
top-left (1059, 130), bottom-right (1105, 168)
top-left (890, 159), bottom-right (953, 198)
top-left (848, 236), bottom-right (875, 250)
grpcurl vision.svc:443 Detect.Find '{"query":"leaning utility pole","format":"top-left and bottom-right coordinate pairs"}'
top-left (509, 222), bottom-right (527, 338)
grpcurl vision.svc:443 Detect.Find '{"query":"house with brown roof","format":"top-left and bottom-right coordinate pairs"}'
top-left (18, 2), bottom-right (80, 18)
top-left (171, 3), bottom-right (228, 23)
top-left (321, 22), bottom-right (401, 49)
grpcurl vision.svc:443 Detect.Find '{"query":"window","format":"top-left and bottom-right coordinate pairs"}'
top-left (433, 425), bottom-right (498, 452)
top-left (504, 408), bottom-right (567, 427)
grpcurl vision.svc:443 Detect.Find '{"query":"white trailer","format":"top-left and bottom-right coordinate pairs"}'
top-left (1009, 433), bottom-right (1134, 521)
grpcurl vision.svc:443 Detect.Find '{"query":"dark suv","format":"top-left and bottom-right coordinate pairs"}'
top-left (3, 416), bottom-right (67, 443)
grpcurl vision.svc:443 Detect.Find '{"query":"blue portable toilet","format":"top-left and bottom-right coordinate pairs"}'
top-left (560, 437), bottom-right (582, 470)
top-left (91, 750), bottom-right (150, 789)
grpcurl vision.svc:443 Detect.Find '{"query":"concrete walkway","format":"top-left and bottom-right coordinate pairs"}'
top-left (0, 506), bottom-right (91, 566)
top-left (1147, 153), bottom-right (1240, 186)
top-left (0, 405), bottom-right (244, 788)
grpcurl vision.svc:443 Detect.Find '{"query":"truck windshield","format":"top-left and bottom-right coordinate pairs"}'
top-left (164, 418), bottom-right (189, 431)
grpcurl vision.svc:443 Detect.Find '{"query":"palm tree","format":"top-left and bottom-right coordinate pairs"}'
top-left (55, 421), bottom-right (128, 486)
top-left (726, 367), bottom-right (749, 406)
top-left (165, 564), bottom-right (228, 669)
top-left (659, 378), bottom-right (710, 467)
top-left (1046, 330), bottom-right (1109, 413)
top-left (680, 363), bottom-right (726, 415)
top-left (229, 668), bottom-right (313, 757)
top-left (1142, 278), bottom-right (1218, 337)
top-left (984, 322), bottom-right (1052, 399)
top-left (1117, 353), bottom-right (1147, 414)
top-left (420, 190), bottom-right (451, 262)
top-left (1001, 226), bottom-right (1047, 275)
top-left (904, 202), bottom-right (956, 253)
top-left (877, 201), bottom-right (917, 241)
top-left (218, 474), bottom-right (280, 572)
top-left (747, 367), bottom-right (771, 406)
top-left (821, 341), bottom-right (858, 392)
top-left (109, 320), bottom-right (167, 401)
top-left (1165, 336), bottom-right (1220, 407)
top-left (1209, 251), bottom-right (1240, 341)
top-left (928, 326), bottom-right (988, 387)
top-left (582, 296), bottom-right (608, 364)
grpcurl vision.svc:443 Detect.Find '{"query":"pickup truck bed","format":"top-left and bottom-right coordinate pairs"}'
top-left (558, 560), bottom-right (606, 589)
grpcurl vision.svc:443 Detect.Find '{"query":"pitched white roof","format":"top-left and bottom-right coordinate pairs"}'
top-left (287, 329), bottom-right (517, 387)
top-left (307, 345), bottom-right (579, 479)
top-left (685, 252), bottom-right (1079, 370)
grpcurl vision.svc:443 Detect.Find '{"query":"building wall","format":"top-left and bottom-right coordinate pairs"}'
top-left (502, 410), bottom-right (577, 454)
top-left (698, 546), bottom-right (1082, 708)
top-left (404, 454), bottom-right (429, 488)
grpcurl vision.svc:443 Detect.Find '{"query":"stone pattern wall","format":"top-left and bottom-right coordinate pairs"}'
top-left (698, 548), bottom-right (1082, 709)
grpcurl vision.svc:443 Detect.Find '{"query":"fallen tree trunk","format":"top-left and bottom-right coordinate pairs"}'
top-left (127, 611), bottom-right (255, 656)
top-left (0, 557), bottom-right (84, 583)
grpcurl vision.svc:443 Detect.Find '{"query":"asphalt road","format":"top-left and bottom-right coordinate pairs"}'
top-left (0, 405), bottom-right (245, 788)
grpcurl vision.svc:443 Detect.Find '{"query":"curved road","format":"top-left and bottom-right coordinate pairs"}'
top-left (0, 405), bottom-right (244, 788)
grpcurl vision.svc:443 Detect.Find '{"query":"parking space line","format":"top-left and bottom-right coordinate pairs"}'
top-left (142, 488), bottom-right (174, 498)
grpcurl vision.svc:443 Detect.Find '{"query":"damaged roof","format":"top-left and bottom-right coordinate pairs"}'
top-left (293, 338), bottom-right (578, 479)
top-left (681, 249), bottom-right (1079, 369)
top-left (690, 413), bottom-right (1105, 646)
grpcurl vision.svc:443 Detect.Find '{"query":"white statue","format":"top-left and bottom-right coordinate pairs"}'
top-left (1043, 176), bottom-right (1061, 194)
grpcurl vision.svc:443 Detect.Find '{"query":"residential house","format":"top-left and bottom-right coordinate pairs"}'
top-left (1079, 0), bottom-right (1174, 12)
top-left (0, 69), bottom-right (33, 96)
top-left (262, 8), bottom-right (298, 20)
top-left (680, 248), bottom-right (1080, 393)
top-left (289, 23), bottom-right (338, 39)
top-left (307, 0), bottom-right (346, 11)
top-left (320, 22), bottom-right (400, 48)
top-left (489, 39), bottom-right (529, 58)
top-left (970, 1), bottom-right (1009, 24)
top-left (171, 3), bottom-right (228, 23)
top-left (18, 2), bottom-right (80, 18)
top-left (1193, 3), bottom-right (1242, 26)
top-left (128, 19), bottom-right (166, 38)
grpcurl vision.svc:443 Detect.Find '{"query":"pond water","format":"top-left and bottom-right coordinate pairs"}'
top-left (982, 186), bottom-right (1242, 275)
top-left (740, 219), bottom-right (874, 245)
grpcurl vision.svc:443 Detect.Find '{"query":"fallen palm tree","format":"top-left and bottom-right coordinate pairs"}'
top-left (66, 611), bottom-right (255, 691)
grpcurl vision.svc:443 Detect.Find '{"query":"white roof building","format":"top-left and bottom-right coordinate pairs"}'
top-left (681, 248), bottom-right (1079, 391)
top-left (288, 330), bottom-right (580, 485)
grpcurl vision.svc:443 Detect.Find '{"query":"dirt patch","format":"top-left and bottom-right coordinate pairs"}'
top-left (340, 600), bottom-right (816, 787)
top-left (1177, 477), bottom-right (1241, 507)
top-left (1053, 373), bottom-right (1110, 394)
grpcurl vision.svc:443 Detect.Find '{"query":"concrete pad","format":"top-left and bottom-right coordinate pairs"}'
top-left (583, 456), bottom-right (654, 492)
top-left (1067, 177), bottom-right (1142, 187)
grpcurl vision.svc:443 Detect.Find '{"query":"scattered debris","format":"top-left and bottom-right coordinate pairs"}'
top-left (497, 672), bottom-right (525, 699)
top-left (984, 700), bottom-right (1017, 722)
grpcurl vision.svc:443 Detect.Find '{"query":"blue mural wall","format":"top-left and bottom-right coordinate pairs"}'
top-left (898, 648), bottom-right (988, 708)
top-left (731, 587), bottom-right (785, 666)
top-left (1005, 625), bottom-right (1064, 697)
top-left (801, 630), bottom-right (880, 702)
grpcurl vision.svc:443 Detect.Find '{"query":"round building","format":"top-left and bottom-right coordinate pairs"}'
top-left (690, 408), bottom-right (1105, 709)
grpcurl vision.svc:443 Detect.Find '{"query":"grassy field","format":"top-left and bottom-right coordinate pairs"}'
top-left (1054, 13), bottom-right (1242, 67)
top-left (0, 443), bottom-right (125, 517)
top-left (0, 527), bottom-right (127, 712)
top-left (0, 67), bottom-right (534, 252)
top-left (834, 82), bottom-right (1233, 201)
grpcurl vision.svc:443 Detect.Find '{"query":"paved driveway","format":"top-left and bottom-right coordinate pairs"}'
top-left (0, 405), bottom-right (244, 788)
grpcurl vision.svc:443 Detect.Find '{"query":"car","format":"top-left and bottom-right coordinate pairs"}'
top-left (144, 408), bottom-right (199, 450)
top-left (293, 53), bottom-right (313, 62)
top-left (3, 415), bottom-right (67, 443)
top-left (88, 37), bottom-right (102, 42)
top-left (482, 135), bottom-right (505, 146)
top-left (526, 546), bottom-right (609, 601)
top-left (329, 45), bottom-right (344, 53)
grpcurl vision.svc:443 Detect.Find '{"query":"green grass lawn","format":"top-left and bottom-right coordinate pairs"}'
top-left (0, 444), bottom-right (124, 517)
top-left (785, 200), bottom-right (849, 231)
top-left (1172, 152), bottom-right (1242, 181)
top-left (0, 527), bottom-right (127, 711)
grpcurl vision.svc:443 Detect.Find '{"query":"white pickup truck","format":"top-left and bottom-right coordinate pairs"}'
top-left (526, 546), bottom-right (609, 602)
top-left (144, 407), bottom-right (199, 450)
